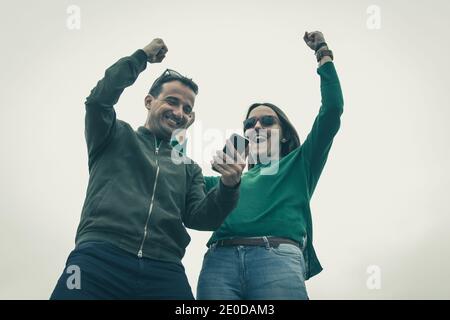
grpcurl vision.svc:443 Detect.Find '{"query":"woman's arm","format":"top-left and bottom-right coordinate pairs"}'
top-left (301, 32), bottom-right (344, 195)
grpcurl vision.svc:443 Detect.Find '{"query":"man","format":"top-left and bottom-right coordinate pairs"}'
top-left (50, 38), bottom-right (244, 299)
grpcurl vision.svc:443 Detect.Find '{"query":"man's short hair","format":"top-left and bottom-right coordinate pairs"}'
top-left (149, 69), bottom-right (198, 98)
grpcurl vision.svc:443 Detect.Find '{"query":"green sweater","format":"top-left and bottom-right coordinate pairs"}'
top-left (204, 62), bottom-right (343, 280)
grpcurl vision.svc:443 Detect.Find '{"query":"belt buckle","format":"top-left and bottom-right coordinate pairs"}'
top-left (267, 238), bottom-right (280, 248)
top-left (270, 241), bottom-right (281, 248)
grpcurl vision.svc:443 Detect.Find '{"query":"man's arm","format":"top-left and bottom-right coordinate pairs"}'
top-left (183, 165), bottom-right (240, 231)
top-left (183, 143), bottom-right (245, 231)
top-left (301, 32), bottom-right (344, 195)
top-left (84, 38), bottom-right (168, 165)
top-left (204, 176), bottom-right (221, 192)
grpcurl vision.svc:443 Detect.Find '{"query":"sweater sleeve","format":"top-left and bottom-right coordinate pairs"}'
top-left (300, 61), bottom-right (344, 196)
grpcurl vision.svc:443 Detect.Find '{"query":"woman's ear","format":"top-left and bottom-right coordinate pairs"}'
top-left (144, 94), bottom-right (154, 110)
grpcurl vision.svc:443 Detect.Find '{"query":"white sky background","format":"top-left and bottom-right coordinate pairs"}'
top-left (0, 0), bottom-right (449, 299)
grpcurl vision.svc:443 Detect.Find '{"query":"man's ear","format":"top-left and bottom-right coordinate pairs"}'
top-left (144, 94), bottom-right (154, 111)
top-left (185, 112), bottom-right (196, 129)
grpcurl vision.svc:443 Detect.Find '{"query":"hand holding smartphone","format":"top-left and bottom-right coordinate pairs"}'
top-left (212, 134), bottom-right (249, 173)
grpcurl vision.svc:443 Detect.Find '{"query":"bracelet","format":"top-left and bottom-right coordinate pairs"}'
top-left (315, 49), bottom-right (333, 62)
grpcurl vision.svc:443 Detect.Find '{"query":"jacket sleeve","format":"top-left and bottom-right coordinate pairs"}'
top-left (204, 176), bottom-right (221, 192)
top-left (301, 61), bottom-right (344, 196)
top-left (183, 165), bottom-right (239, 231)
top-left (84, 49), bottom-right (148, 166)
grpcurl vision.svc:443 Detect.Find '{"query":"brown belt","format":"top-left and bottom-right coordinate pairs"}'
top-left (212, 237), bottom-right (300, 248)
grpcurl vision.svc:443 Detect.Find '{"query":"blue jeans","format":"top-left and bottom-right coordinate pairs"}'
top-left (50, 241), bottom-right (194, 300)
top-left (197, 241), bottom-right (309, 300)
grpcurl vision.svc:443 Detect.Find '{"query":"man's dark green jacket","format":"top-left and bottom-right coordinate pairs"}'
top-left (75, 49), bottom-right (239, 264)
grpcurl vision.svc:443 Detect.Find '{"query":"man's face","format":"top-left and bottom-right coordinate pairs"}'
top-left (145, 80), bottom-right (196, 140)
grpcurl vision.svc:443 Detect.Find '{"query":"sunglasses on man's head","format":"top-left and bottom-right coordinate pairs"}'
top-left (160, 69), bottom-right (184, 79)
top-left (243, 115), bottom-right (279, 130)
top-left (150, 69), bottom-right (190, 92)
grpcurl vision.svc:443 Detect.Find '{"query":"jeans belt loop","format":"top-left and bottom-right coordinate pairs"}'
top-left (262, 236), bottom-right (270, 250)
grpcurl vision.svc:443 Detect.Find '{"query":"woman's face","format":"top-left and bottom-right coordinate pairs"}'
top-left (245, 105), bottom-right (283, 161)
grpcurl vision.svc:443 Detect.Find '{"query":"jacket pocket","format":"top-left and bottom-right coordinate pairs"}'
top-left (91, 178), bottom-right (116, 217)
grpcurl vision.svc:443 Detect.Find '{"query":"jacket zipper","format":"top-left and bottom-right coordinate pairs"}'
top-left (137, 136), bottom-right (162, 258)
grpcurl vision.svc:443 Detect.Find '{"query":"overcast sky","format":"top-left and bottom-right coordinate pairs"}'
top-left (1, 0), bottom-right (449, 299)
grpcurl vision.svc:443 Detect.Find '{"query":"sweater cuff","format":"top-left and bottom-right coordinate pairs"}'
top-left (317, 61), bottom-right (339, 86)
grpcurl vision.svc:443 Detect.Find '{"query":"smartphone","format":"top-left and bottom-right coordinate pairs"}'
top-left (212, 134), bottom-right (249, 173)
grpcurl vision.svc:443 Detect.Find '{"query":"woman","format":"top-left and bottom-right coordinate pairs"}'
top-left (196, 31), bottom-right (344, 300)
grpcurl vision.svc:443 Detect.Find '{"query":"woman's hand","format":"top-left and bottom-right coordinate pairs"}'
top-left (303, 31), bottom-right (326, 51)
top-left (303, 31), bottom-right (333, 66)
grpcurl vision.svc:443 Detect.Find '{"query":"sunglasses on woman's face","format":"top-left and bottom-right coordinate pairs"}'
top-left (243, 115), bottom-right (279, 130)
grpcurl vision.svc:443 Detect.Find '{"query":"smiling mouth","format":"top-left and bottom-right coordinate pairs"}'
top-left (253, 135), bottom-right (268, 143)
top-left (164, 113), bottom-right (183, 128)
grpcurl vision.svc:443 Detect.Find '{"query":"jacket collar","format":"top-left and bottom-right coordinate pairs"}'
top-left (138, 126), bottom-right (183, 151)
top-left (137, 126), bottom-right (155, 138)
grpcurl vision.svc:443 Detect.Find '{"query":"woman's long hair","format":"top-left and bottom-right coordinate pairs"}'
top-left (244, 103), bottom-right (301, 170)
